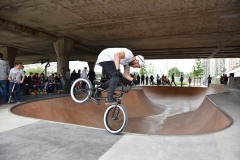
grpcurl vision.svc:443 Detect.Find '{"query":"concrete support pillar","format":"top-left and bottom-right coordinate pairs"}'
top-left (53, 37), bottom-right (74, 92)
top-left (88, 62), bottom-right (95, 71)
top-left (53, 37), bottom-right (74, 72)
top-left (0, 47), bottom-right (18, 68)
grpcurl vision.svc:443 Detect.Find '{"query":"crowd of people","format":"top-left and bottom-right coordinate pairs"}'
top-left (0, 52), bottom-right (96, 104)
top-left (133, 73), bottom-right (189, 87)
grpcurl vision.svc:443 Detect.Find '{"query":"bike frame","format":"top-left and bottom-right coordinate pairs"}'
top-left (90, 83), bottom-right (131, 104)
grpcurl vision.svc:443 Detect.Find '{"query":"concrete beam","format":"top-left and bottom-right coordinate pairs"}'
top-left (0, 18), bottom-right (56, 40)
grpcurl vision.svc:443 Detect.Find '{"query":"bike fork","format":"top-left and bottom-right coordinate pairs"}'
top-left (111, 105), bottom-right (120, 120)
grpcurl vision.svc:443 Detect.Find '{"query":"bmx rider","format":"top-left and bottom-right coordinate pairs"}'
top-left (96, 48), bottom-right (145, 105)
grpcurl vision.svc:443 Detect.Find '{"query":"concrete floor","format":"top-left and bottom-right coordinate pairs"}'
top-left (0, 90), bottom-right (239, 160)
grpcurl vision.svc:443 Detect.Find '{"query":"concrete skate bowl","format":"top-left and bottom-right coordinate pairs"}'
top-left (11, 84), bottom-right (232, 135)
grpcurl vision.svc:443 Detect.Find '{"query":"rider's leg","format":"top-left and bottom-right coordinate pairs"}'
top-left (98, 61), bottom-right (116, 90)
top-left (107, 74), bottom-right (121, 99)
top-left (99, 61), bottom-right (122, 105)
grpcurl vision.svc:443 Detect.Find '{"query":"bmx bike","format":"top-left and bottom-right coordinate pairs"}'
top-left (70, 78), bottom-right (132, 134)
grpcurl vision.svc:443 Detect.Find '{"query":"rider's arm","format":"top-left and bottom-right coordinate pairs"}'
top-left (114, 51), bottom-right (125, 70)
top-left (123, 66), bottom-right (133, 81)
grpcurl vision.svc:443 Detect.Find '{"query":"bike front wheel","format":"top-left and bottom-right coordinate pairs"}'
top-left (70, 78), bottom-right (93, 104)
top-left (103, 104), bottom-right (128, 134)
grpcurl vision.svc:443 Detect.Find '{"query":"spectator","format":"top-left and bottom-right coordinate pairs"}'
top-left (76, 69), bottom-right (81, 79)
top-left (137, 74), bottom-right (140, 85)
top-left (141, 74), bottom-right (145, 85)
top-left (48, 74), bottom-right (55, 83)
top-left (150, 75), bottom-right (154, 85)
top-left (81, 67), bottom-right (88, 79)
top-left (180, 74), bottom-right (184, 87)
top-left (207, 75), bottom-right (212, 87)
top-left (146, 75), bottom-right (149, 85)
top-left (39, 73), bottom-right (45, 91)
top-left (43, 80), bottom-right (55, 94)
top-left (81, 67), bottom-right (88, 89)
top-left (165, 77), bottom-right (170, 85)
top-left (71, 70), bottom-right (77, 83)
top-left (60, 68), bottom-right (66, 90)
top-left (88, 69), bottom-right (96, 86)
top-left (22, 71), bottom-right (28, 95)
top-left (0, 52), bottom-right (10, 103)
top-left (24, 72), bottom-right (34, 95)
top-left (220, 75), bottom-right (224, 84)
top-left (223, 74), bottom-right (228, 85)
top-left (54, 73), bottom-right (62, 90)
top-left (66, 68), bottom-right (71, 89)
top-left (156, 74), bottom-right (160, 86)
top-left (8, 61), bottom-right (25, 103)
top-left (188, 77), bottom-right (192, 86)
top-left (21, 66), bottom-right (26, 95)
top-left (170, 73), bottom-right (177, 86)
top-left (161, 74), bottom-right (165, 85)
top-left (33, 73), bottom-right (41, 93)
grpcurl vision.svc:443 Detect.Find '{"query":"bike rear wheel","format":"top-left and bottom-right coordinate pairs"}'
top-left (103, 104), bottom-right (128, 134)
top-left (70, 78), bottom-right (93, 104)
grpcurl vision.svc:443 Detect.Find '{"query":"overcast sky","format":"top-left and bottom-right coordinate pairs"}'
top-left (145, 59), bottom-right (195, 74)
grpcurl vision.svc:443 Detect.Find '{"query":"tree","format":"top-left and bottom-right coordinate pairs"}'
top-left (168, 67), bottom-right (181, 77)
top-left (185, 72), bottom-right (194, 78)
top-left (193, 59), bottom-right (204, 77)
top-left (139, 65), bottom-right (147, 75)
top-left (146, 63), bottom-right (154, 76)
top-left (24, 66), bottom-right (44, 76)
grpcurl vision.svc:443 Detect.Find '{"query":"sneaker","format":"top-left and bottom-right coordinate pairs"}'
top-left (10, 99), bottom-right (15, 103)
top-left (105, 98), bottom-right (117, 106)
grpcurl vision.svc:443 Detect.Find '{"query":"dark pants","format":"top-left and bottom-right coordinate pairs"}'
top-left (9, 82), bottom-right (21, 101)
top-left (99, 61), bottom-right (122, 100)
top-left (208, 81), bottom-right (211, 87)
top-left (0, 80), bottom-right (9, 102)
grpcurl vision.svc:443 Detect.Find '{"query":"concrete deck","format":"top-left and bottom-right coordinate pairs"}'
top-left (0, 88), bottom-right (239, 160)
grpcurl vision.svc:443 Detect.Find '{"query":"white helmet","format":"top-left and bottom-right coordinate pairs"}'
top-left (136, 55), bottom-right (145, 68)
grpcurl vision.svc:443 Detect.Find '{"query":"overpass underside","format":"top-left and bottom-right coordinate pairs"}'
top-left (0, 0), bottom-right (239, 65)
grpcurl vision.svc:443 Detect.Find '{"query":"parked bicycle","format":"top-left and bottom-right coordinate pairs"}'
top-left (70, 77), bottom-right (133, 134)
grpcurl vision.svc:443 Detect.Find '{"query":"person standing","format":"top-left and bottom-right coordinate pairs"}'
top-left (188, 77), bottom-right (192, 86)
top-left (81, 67), bottom-right (88, 79)
top-left (162, 74), bottom-right (165, 85)
top-left (8, 61), bottom-right (25, 103)
top-left (207, 75), bottom-right (212, 87)
top-left (223, 74), bottom-right (228, 85)
top-left (60, 68), bottom-right (66, 90)
top-left (146, 75), bottom-right (149, 85)
top-left (156, 74), bottom-right (160, 86)
top-left (0, 52), bottom-right (10, 103)
top-left (141, 74), bottom-right (145, 85)
top-left (180, 74), bottom-right (184, 87)
top-left (150, 75), bottom-right (154, 85)
top-left (220, 75), bottom-right (224, 84)
top-left (137, 74), bottom-right (140, 85)
top-left (88, 69), bottom-right (96, 86)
